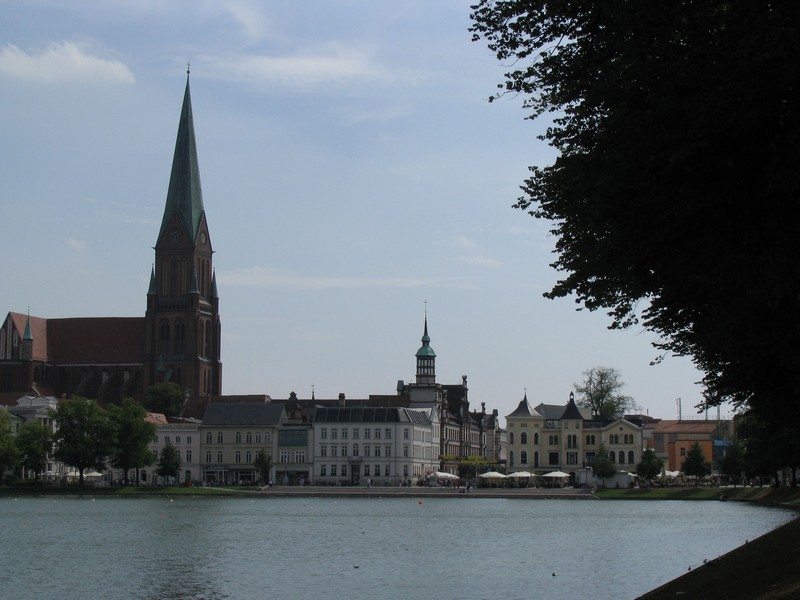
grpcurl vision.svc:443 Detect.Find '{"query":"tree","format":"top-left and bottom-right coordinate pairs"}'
top-left (143, 382), bottom-right (186, 417)
top-left (108, 399), bottom-right (157, 485)
top-left (156, 440), bottom-right (181, 483)
top-left (681, 443), bottom-right (712, 482)
top-left (52, 397), bottom-right (114, 487)
top-left (719, 441), bottom-right (746, 487)
top-left (0, 410), bottom-right (20, 482)
top-left (253, 449), bottom-right (272, 486)
top-left (574, 367), bottom-right (634, 420)
top-left (16, 422), bottom-right (52, 482)
top-left (591, 443), bottom-right (616, 488)
top-left (636, 449), bottom-right (664, 483)
top-left (469, 2), bottom-right (800, 423)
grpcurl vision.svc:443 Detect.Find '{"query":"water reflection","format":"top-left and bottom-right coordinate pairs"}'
top-left (0, 496), bottom-right (793, 600)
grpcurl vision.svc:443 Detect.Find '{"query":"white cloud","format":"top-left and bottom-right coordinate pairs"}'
top-left (66, 238), bottom-right (87, 250)
top-left (201, 44), bottom-right (415, 90)
top-left (0, 42), bottom-right (134, 84)
top-left (218, 266), bottom-right (469, 290)
top-left (457, 255), bottom-right (502, 268)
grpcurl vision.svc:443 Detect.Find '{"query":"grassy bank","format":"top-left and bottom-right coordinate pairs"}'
top-left (602, 486), bottom-right (800, 600)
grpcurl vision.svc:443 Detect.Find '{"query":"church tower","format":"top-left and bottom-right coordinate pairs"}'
top-left (144, 73), bottom-right (222, 400)
top-left (415, 315), bottom-right (436, 385)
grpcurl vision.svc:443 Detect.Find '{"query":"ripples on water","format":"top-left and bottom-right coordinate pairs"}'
top-left (0, 496), bottom-right (793, 600)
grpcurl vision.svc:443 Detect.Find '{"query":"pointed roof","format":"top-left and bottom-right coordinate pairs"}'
top-left (505, 393), bottom-right (542, 419)
top-left (158, 74), bottom-right (205, 243)
top-left (416, 315), bottom-right (436, 358)
top-left (23, 314), bottom-right (33, 341)
top-left (210, 270), bottom-right (218, 299)
top-left (561, 391), bottom-right (584, 420)
top-left (147, 265), bottom-right (157, 295)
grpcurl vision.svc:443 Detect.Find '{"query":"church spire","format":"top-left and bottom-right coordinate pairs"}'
top-left (415, 311), bottom-right (436, 385)
top-left (157, 72), bottom-right (205, 244)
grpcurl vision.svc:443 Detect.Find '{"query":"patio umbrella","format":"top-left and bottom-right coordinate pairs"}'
top-left (542, 471), bottom-right (570, 478)
top-left (478, 471), bottom-right (507, 479)
top-left (506, 471), bottom-right (533, 478)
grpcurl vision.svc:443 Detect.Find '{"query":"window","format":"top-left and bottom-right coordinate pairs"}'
top-left (321, 428), bottom-right (328, 440)
top-left (206, 451), bottom-right (211, 463)
top-left (341, 428), bottom-right (348, 439)
top-left (403, 428), bottom-right (409, 440)
top-left (375, 428), bottom-right (381, 440)
top-left (628, 450), bottom-right (635, 464)
top-left (246, 432), bottom-right (252, 443)
top-left (384, 464), bottom-right (390, 476)
top-left (375, 445), bottom-right (381, 458)
top-left (256, 432), bottom-right (261, 443)
top-left (534, 451), bottom-right (539, 467)
top-left (618, 451), bottom-right (626, 464)
top-left (236, 432), bottom-right (242, 443)
top-left (175, 436), bottom-right (181, 443)
top-left (320, 445), bottom-right (328, 457)
top-left (217, 432), bottom-right (223, 444)
top-left (548, 452), bottom-right (559, 466)
top-left (353, 443), bottom-right (359, 457)
top-left (187, 436), bottom-right (192, 444)
top-left (364, 465), bottom-right (370, 477)
top-left (364, 445), bottom-right (370, 457)
top-left (280, 450), bottom-right (290, 463)
top-left (385, 445), bottom-right (391, 458)
top-left (353, 428), bottom-right (360, 439)
top-left (296, 450), bottom-right (305, 463)
top-left (567, 452), bottom-right (578, 465)
top-left (265, 432), bottom-right (271, 443)
top-left (585, 452), bottom-right (595, 465)
top-left (331, 428), bottom-right (338, 440)
top-left (331, 445), bottom-right (338, 457)
top-left (341, 445), bottom-right (347, 457)
top-left (521, 450), bottom-right (528, 465)
top-left (235, 451), bottom-right (241, 463)
top-left (609, 451), bottom-right (616, 463)
top-left (154, 435), bottom-right (159, 443)
top-left (186, 450), bottom-right (192, 463)
top-left (365, 428), bottom-right (371, 439)
top-left (534, 433), bottom-right (539, 445)
top-left (331, 465), bottom-right (337, 476)
top-left (509, 450), bottom-right (514, 467)
top-left (403, 465), bottom-right (409, 476)
top-left (165, 436), bottom-right (170, 443)
top-left (245, 451), bottom-right (251, 463)
top-left (521, 432), bottom-right (528, 445)
top-left (217, 451), bottom-right (223, 463)
top-left (341, 464), bottom-right (347, 476)
top-left (320, 465), bottom-right (327, 476)
top-left (206, 432), bottom-right (212, 443)
top-left (385, 428), bottom-right (391, 439)
top-left (403, 445), bottom-right (409, 458)
top-left (509, 432), bottom-right (514, 444)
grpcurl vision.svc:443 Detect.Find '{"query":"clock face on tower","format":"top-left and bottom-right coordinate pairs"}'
top-left (200, 232), bottom-right (207, 245)
top-left (169, 228), bottom-right (181, 243)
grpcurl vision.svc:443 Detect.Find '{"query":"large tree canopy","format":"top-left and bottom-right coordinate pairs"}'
top-left (574, 366), bottom-right (633, 420)
top-left (470, 2), bottom-right (800, 418)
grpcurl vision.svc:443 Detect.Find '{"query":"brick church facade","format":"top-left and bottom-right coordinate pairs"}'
top-left (0, 76), bottom-right (222, 408)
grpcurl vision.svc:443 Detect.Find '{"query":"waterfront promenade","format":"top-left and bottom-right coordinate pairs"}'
top-left (251, 484), bottom-right (596, 500)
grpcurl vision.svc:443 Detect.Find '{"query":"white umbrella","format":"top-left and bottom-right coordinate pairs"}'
top-left (478, 471), bottom-right (507, 479)
top-left (429, 471), bottom-right (459, 480)
top-left (507, 471), bottom-right (533, 478)
top-left (542, 471), bottom-right (570, 478)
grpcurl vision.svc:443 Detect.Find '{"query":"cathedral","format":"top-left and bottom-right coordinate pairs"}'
top-left (0, 75), bottom-right (222, 407)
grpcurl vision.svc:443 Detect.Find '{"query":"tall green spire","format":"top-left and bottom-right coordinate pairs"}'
top-left (158, 73), bottom-right (205, 243)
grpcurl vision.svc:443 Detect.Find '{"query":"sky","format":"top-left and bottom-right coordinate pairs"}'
top-left (0, 1), bottom-right (721, 424)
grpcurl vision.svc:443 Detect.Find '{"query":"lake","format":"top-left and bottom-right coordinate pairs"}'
top-left (0, 496), bottom-right (793, 600)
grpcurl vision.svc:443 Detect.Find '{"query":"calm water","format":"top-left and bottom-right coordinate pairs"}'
top-left (0, 496), bottom-right (793, 600)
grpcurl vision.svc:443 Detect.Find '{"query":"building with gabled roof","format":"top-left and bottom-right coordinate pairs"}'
top-left (0, 74), bottom-right (221, 408)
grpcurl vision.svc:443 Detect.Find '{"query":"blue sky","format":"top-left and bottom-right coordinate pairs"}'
top-left (0, 1), bottom-right (716, 423)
